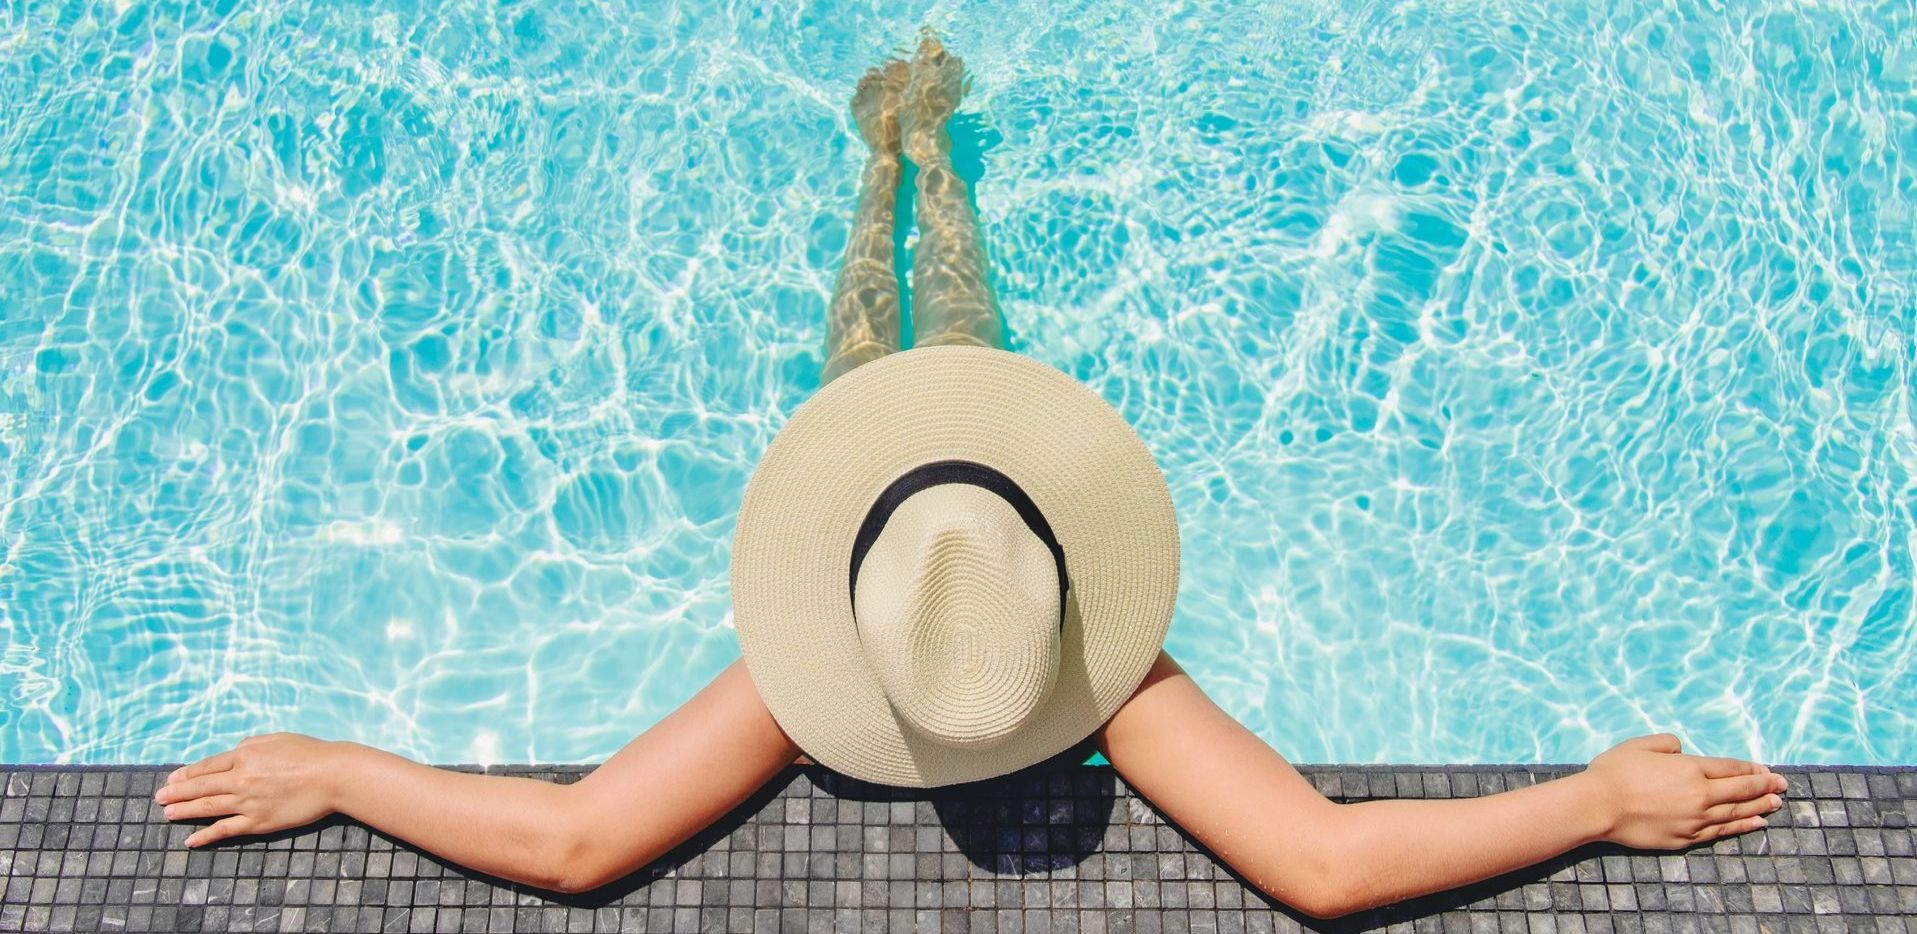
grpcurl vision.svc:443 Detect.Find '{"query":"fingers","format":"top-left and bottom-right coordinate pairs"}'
top-left (1706, 772), bottom-right (1785, 805)
top-left (155, 772), bottom-right (236, 805)
top-left (1690, 814), bottom-right (1769, 844)
top-left (1704, 793), bottom-right (1782, 825)
top-left (161, 794), bottom-right (241, 821)
top-left (166, 750), bottom-right (238, 786)
top-left (1692, 755), bottom-right (1766, 779)
top-left (184, 814), bottom-right (256, 848)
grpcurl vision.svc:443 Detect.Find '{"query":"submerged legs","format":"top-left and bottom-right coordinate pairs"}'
top-left (822, 60), bottom-right (910, 386)
top-left (822, 34), bottom-right (1003, 386)
top-left (902, 37), bottom-right (1003, 351)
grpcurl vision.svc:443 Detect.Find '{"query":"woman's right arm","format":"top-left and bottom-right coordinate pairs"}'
top-left (1094, 651), bottom-right (1788, 919)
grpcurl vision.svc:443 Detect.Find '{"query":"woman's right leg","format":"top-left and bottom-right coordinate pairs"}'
top-left (902, 36), bottom-right (1005, 351)
top-left (822, 61), bottom-right (911, 385)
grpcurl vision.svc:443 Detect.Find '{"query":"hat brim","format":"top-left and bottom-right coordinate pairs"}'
top-left (731, 345), bottom-right (1179, 787)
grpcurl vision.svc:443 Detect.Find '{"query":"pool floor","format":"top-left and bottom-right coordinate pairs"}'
top-left (3, 759), bottom-right (1914, 932)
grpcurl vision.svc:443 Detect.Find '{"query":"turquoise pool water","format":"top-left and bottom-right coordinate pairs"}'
top-left (2, 1), bottom-right (1912, 767)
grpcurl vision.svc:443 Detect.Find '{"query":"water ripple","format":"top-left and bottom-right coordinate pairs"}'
top-left (0, 0), bottom-right (1910, 766)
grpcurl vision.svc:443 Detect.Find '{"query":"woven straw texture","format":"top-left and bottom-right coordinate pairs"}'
top-left (732, 346), bottom-right (1180, 787)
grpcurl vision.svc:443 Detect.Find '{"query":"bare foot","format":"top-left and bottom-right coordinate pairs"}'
top-left (852, 59), bottom-right (909, 155)
top-left (901, 34), bottom-right (967, 165)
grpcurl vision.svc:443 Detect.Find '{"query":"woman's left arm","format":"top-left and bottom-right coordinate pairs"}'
top-left (156, 732), bottom-right (591, 890)
top-left (155, 659), bottom-right (801, 893)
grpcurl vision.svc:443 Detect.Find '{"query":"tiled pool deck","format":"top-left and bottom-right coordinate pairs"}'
top-left (3, 757), bottom-right (1913, 932)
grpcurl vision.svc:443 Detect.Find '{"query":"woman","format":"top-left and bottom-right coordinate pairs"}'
top-left (152, 37), bottom-right (1786, 920)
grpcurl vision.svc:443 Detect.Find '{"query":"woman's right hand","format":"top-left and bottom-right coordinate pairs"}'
top-left (1582, 732), bottom-right (1787, 849)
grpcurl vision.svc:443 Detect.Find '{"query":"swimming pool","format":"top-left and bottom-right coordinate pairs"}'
top-left (1, 1), bottom-right (1911, 767)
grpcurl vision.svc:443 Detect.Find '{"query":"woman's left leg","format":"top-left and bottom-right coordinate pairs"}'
top-left (822, 61), bottom-right (911, 385)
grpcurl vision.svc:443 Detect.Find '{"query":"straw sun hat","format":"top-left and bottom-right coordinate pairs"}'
top-left (731, 344), bottom-right (1180, 787)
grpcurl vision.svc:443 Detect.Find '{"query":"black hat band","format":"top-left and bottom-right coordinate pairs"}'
top-left (847, 459), bottom-right (1070, 628)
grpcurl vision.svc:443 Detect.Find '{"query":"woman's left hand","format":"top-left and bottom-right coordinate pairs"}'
top-left (153, 732), bottom-right (346, 847)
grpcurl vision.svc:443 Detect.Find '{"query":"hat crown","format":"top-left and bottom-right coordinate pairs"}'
top-left (852, 484), bottom-right (1061, 749)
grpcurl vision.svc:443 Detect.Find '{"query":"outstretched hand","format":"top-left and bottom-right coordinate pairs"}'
top-left (154, 732), bottom-right (344, 847)
top-left (1583, 732), bottom-right (1786, 850)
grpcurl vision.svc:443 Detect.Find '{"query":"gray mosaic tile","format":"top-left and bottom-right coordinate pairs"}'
top-left (1, 764), bottom-right (1913, 931)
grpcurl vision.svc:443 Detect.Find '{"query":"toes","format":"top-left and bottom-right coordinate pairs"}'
top-left (881, 58), bottom-right (910, 90)
top-left (898, 32), bottom-right (963, 150)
